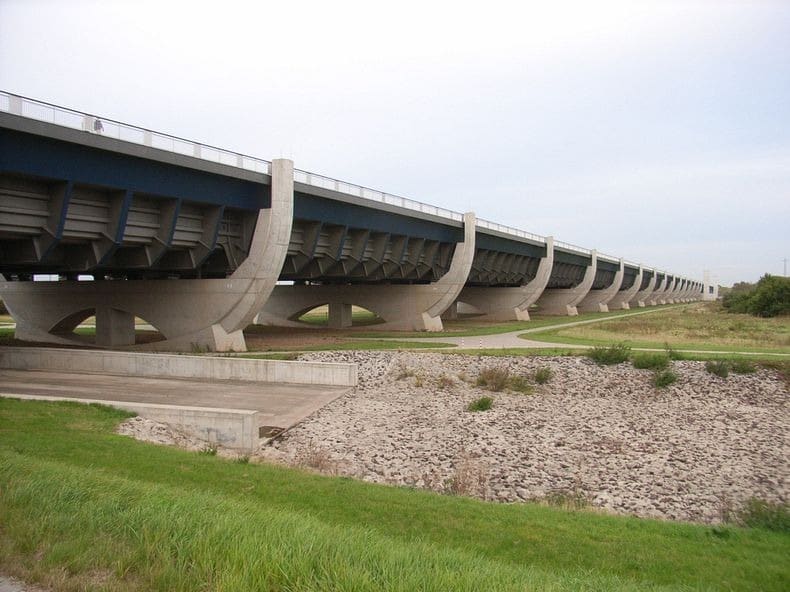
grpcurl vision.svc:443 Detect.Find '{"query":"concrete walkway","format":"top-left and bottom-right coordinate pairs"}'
top-left (0, 369), bottom-right (350, 437)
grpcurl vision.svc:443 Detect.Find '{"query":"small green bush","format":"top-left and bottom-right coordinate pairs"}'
top-left (632, 352), bottom-right (670, 371)
top-left (735, 499), bottom-right (790, 532)
top-left (533, 367), bottom-right (553, 384)
top-left (467, 396), bottom-right (493, 412)
top-left (664, 343), bottom-right (684, 361)
top-left (507, 376), bottom-right (534, 395)
top-left (652, 370), bottom-right (678, 388)
top-left (705, 360), bottom-right (730, 378)
top-left (731, 360), bottom-right (757, 374)
top-left (476, 366), bottom-right (509, 391)
top-left (436, 374), bottom-right (455, 389)
top-left (588, 343), bottom-right (631, 365)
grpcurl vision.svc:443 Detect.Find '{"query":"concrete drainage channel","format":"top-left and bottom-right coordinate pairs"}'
top-left (0, 347), bottom-right (357, 453)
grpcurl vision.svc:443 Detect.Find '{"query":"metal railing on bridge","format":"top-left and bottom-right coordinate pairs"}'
top-left (554, 240), bottom-right (591, 256)
top-left (1, 90), bottom-right (631, 262)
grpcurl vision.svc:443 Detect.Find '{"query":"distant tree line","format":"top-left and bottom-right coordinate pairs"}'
top-left (722, 274), bottom-right (790, 317)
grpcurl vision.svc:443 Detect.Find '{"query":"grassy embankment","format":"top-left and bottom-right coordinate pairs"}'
top-left (1, 399), bottom-right (788, 591)
top-left (524, 302), bottom-right (790, 355)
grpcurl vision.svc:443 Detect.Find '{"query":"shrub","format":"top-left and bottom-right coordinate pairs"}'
top-left (533, 367), bottom-right (553, 384)
top-left (444, 451), bottom-right (488, 497)
top-left (507, 375), bottom-right (534, 395)
top-left (731, 360), bottom-right (757, 374)
top-left (394, 364), bottom-right (415, 380)
top-left (632, 352), bottom-right (670, 371)
top-left (705, 360), bottom-right (729, 378)
top-left (735, 499), bottom-right (790, 532)
top-left (467, 396), bottom-right (493, 412)
top-left (722, 274), bottom-right (790, 317)
top-left (476, 366), bottom-right (509, 391)
top-left (664, 343), bottom-right (684, 361)
top-left (436, 374), bottom-right (455, 390)
top-left (199, 444), bottom-right (218, 456)
top-left (588, 343), bottom-right (631, 365)
top-left (652, 370), bottom-right (678, 388)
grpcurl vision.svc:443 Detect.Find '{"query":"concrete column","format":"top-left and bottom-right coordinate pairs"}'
top-left (661, 277), bottom-right (677, 305)
top-left (577, 258), bottom-right (624, 313)
top-left (632, 271), bottom-right (657, 308)
top-left (257, 213), bottom-right (477, 332)
top-left (328, 302), bottom-right (352, 329)
top-left (648, 275), bottom-right (669, 306)
top-left (534, 249), bottom-right (597, 316)
top-left (440, 301), bottom-right (459, 320)
top-left (95, 306), bottom-right (135, 347)
top-left (0, 159), bottom-right (295, 352)
top-left (608, 265), bottom-right (643, 310)
top-left (456, 236), bottom-right (554, 321)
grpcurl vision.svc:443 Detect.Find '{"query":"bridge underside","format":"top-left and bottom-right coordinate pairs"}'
top-left (0, 103), bottom-right (701, 350)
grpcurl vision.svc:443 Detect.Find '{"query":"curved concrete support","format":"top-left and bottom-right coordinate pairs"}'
top-left (632, 272), bottom-right (657, 308)
top-left (577, 258), bottom-right (624, 313)
top-left (534, 250), bottom-right (598, 316)
top-left (647, 275), bottom-right (669, 306)
top-left (456, 236), bottom-right (554, 321)
top-left (608, 265), bottom-right (643, 310)
top-left (661, 278), bottom-right (677, 305)
top-left (256, 213), bottom-right (476, 332)
top-left (0, 159), bottom-right (295, 352)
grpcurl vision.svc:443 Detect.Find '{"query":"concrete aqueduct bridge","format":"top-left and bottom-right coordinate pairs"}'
top-left (0, 92), bottom-right (704, 351)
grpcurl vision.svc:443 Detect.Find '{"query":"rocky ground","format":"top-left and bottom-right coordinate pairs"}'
top-left (114, 350), bottom-right (788, 524)
top-left (258, 351), bottom-right (788, 524)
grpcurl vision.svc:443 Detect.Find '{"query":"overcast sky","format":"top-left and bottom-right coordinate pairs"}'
top-left (2, 0), bottom-right (788, 286)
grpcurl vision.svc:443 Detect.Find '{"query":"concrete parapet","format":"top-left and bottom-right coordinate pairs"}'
top-left (0, 347), bottom-right (358, 387)
top-left (1, 393), bottom-right (261, 451)
top-left (534, 250), bottom-right (597, 316)
top-left (457, 236), bottom-right (554, 321)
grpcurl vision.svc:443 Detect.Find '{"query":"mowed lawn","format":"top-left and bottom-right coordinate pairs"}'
top-left (527, 302), bottom-right (790, 353)
top-left (1, 399), bottom-right (788, 591)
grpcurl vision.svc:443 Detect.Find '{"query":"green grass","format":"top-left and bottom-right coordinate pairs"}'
top-left (524, 302), bottom-right (790, 354)
top-left (466, 396), bottom-right (494, 411)
top-left (632, 352), bottom-right (671, 371)
top-left (652, 370), bottom-right (679, 388)
top-left (1, 399), bottom-right (788, 591)
top-left (588, 343), bottom-right (632, 365)
top-left (353, 306), bottom-right (670, 339)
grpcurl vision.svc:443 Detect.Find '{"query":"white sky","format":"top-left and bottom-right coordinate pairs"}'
top-left (2, 0), bottom-right (788, 285)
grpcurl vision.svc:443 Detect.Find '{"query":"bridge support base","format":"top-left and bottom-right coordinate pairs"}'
top-left (577, 259), bottom-right (625, 314)
top-left (257, 213), bottom-right (476, 332)
top-left (454, 237), bottom-right (554, 322)
top-left (534, 250), bottom-right (598, 316)
top-left (1, 159), bottom-right (295, 352)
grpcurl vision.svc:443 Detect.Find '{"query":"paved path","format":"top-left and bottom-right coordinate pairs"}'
top-left (0, 370), bottom-right (350, 430)
top-left (388, 307), bottom-right (673, 349)
top-left (354, 306), bottom-right (790, 357)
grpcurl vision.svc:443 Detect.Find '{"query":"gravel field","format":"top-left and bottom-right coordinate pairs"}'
top-left (258, 351), bottom-right (789, 524)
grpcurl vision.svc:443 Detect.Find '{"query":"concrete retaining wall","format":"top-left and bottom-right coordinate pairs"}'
top-left (0, 347), bottom-right (357, 387)
top-left (0, 393), bottom-right (260, 452)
